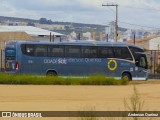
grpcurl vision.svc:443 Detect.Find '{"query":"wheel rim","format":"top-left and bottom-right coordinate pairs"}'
top-left (123, 76), bottom-right (129, 80)
top-left (47, 72), bottom-right (57, 76)
top-left (122, 74), bottom-right (130, 80)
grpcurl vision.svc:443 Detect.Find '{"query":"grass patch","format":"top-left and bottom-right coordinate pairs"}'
top-left (0, 73), bottom-right (128, 85)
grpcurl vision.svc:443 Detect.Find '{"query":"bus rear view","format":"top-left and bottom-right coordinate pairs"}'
top-left (5, 42), bottom-right (19, 73)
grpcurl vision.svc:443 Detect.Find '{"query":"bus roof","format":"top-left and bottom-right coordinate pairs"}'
top-left (6, 40), bottom-right (142, 48)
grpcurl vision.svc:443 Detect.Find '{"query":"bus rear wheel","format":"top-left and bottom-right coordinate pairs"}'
top-left (122, 73), bottom-right (131, 81)
top-left (46, 71), bottom-right (57, 76)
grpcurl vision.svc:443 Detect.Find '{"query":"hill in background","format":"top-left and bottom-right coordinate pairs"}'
top-left (0, 16), bottom-right (127, 34)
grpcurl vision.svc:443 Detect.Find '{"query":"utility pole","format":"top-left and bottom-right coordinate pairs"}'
top-left (106, 34), bottom-right (108, 42)
top-left (50, 32), bottom-right (52, 42)
top-left (102, 3), bottom-right (118, 42)
top-left (134, 33), bottom-right (136, 45)
top-left (158, 44), bottom-right (159, 64)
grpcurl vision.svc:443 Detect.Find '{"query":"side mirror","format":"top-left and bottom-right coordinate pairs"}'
top-left (135, 60), bottom-right (139, 66)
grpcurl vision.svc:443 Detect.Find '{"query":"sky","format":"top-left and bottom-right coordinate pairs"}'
top-left (0, 0), bottom-right (160, 29)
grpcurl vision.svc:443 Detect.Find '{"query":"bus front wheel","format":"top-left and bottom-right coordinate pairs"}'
top-left (46, 71), bottom-right (57, 76)
top-left (122, 73), bottom-right (132, 81)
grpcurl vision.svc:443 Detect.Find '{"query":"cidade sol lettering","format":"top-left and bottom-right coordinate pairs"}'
top-left (44, 59), bottom-right (67, 64)
top-left (44, 59), bottom-right (57, 64)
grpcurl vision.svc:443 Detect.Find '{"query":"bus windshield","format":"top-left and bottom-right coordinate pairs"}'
top-left (5, 49), bottom-right (16, 61)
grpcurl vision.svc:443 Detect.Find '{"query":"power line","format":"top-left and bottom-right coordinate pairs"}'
top-left (120, 5), bottom-right (160, 12)
top-left (104, 5), bottom-right (160, 29)
top-left (119, 21), bottom-right (160, 29)
top-left (107, 7), bottom-right (116, 13)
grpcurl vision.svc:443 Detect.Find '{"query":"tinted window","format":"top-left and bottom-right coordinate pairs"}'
top-left (65, 46), bottom-right (81, 58)
top-left (139, 57), bottom-right (147, 68)
top-left (48, 45), bottom-right (64, 57)
top-left (114, 47), bottom-right (133, 60)
top-left (5, 49), bottom-right (16, 60)
top-left (136, 55), bottom-right (148, 69)
top-left (21, 44), bottom-right (35, 56)
top-left (129, 46), bottom-right (144, 59)
top-left (98, 47), bottom-right (114, 58)
top-left (129, 46), bottom-right (144, 53)
top-left (82, 46), bottom-right (98, 58)
top-left (35, 45), bottom-right (47, 57)
top-left (6, 55), bottom-right (15, 60)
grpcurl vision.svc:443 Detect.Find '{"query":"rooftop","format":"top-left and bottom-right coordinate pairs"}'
top-left (0, 26), bottom-right (64, 36)
top-left (126, 36), bottom-right (160, 44)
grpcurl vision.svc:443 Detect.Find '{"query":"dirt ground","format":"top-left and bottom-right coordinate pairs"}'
top-left (0, 80), bottom-right (160, 120)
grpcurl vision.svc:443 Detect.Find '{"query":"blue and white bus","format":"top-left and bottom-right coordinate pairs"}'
top-left (5, 40), bottom-right (148, 80)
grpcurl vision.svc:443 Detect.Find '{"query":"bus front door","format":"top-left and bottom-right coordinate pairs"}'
top-left (136, 55), bottom-right (148, 80)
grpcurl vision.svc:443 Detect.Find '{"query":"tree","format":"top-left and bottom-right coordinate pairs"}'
top-left (39, 18), bottom-right (53, 24)
top-left (27, 22), bottom-right (35, 26)
top-left (39, 18), bottom-right (48, 24)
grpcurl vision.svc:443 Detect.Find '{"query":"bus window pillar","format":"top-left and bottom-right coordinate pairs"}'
top-left (52, 35), bottom-right (55, 42)
top-left (60, 36), bottom-right (62, 42)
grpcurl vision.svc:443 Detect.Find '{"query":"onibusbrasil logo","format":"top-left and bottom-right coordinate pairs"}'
top-left (108, 59), bottom-right (117, 71)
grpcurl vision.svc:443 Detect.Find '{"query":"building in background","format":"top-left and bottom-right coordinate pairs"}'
top-left (120, 29), bottom-right (145, 41)
top-left (99, 32), bottom-right (103, 41)
top-left (83, 32), bottom-right (92, 40)
top-left (126, 36), bottom-right (160, 50)
top-left (35, 23), bottom-right (65, 31)
top-left (0, 26), bottom-right (64, 41)
top-left (68, 31), bottom-right (77, 40)
top-left (91, 32), bottom-right (96, 40)
top-left (105, 21), bottom-right (115, 42)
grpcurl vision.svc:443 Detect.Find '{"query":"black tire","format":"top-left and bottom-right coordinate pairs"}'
top-left (122, 73), bottom-right (131, 81)
top-left (46, 71), bottom-right (57, 76)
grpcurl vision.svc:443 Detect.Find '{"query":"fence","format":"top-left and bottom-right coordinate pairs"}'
top-left (146, 50), bottom-right (160, 79)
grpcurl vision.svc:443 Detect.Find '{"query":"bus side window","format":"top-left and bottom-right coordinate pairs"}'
top-left (65, 46), bottom-right (81, 58)
top-left (129, 46), bottom-right (144, 59)
top-left (21, 44), bottom-right (35, 56)
top-left (98, 47), bottom-right (114, 58)
top-left (82, 47), bottom-right (98, 58)
top-left (48, 45), bottom-right (64, 57)
top-left (114, 47), bottom-right (133, 60)
top-left (35, 45), bottom-right (47, 57)
top-left (129, 46), bottom-right (144, 53)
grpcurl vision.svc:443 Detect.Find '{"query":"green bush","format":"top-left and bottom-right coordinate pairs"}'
top-left (0, 73), bottom-right (128, 85)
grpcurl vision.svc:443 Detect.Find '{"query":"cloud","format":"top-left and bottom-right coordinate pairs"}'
top-left (0, 0), bottom-right (160, 28)
top-left (6, 0), bottom-right (91, 11)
